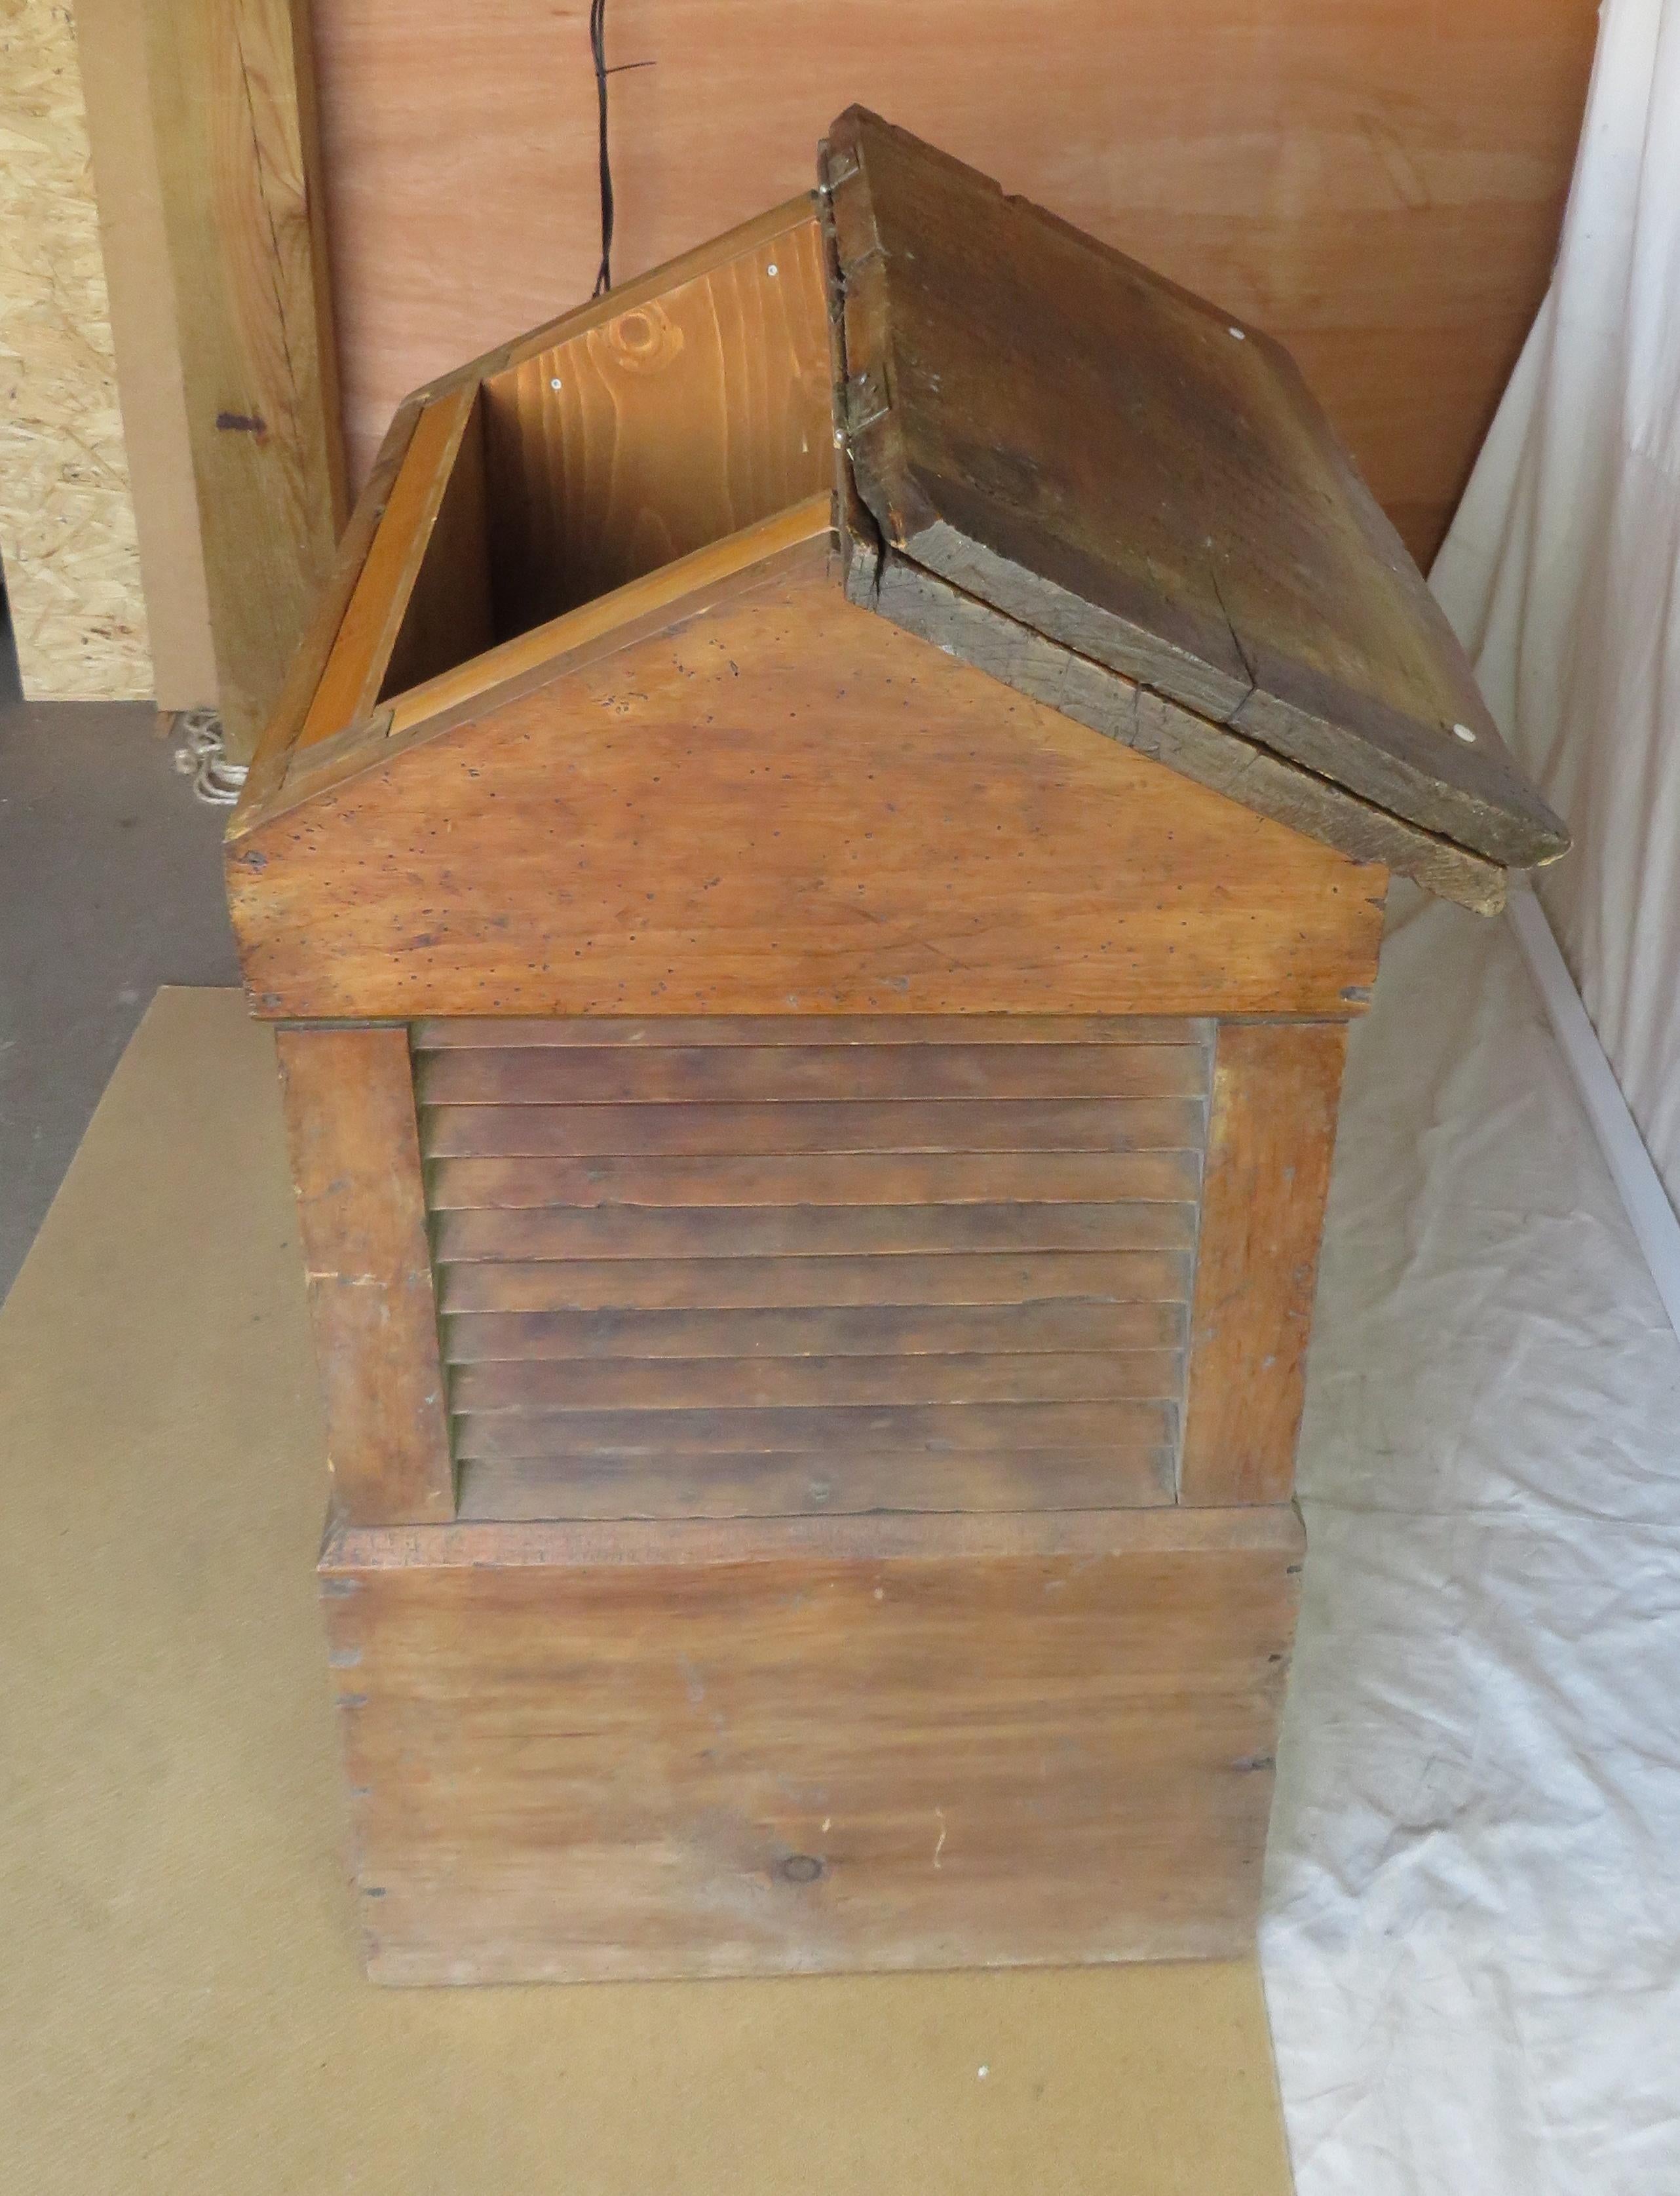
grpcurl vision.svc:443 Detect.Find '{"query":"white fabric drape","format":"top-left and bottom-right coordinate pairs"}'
top-left (1430, 0), bottom-right (1680, 1218)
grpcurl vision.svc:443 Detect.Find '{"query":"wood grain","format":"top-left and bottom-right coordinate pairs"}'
top-left (143, 0), bottom-right (345, 758)
top-left (482, 211), bottom-right (830, 636)
top-left (826, 107), bottom-right (1566, 872)
top-left (310, 0), bottom-right (1595, 571)
top-left (860, 539), bottom-right (1497, 915)
top-left (432, 1202), bottom-right (1196, 1263)
top-left (298, 381), bottom-right (482, 745)
top-left (416, 1041), bottom-right (1211, 1108)
top-left (232, 398), bottom-right (421, 817)
top-left (414, 1012), bottom-right (1210, 1047)
top-left (227, 549), bottom-right (1387, 1020)
top-left (428, 1150), bottom-right (1201, 1212)
top-left (1179, 1023), bottom-right (1348, 1506)
top-left (421, 1096), bottom-right (1207, 1158)
top-left (449, 1400), bottom-right (1176, 1463)
top-left (274, 1026), bottom-right (453, 1523)
top-left (442, 1298), bottom-right (1186, 1362)
top-left (320, 1502), bottom-right (1303, 1981)
top-left (456, 1450), bottom-right (1176, 1520)
top-left (451, 1349), bottom-right (1183, 1412)
top-left (437, 1251), bottom-right (1195, 1314)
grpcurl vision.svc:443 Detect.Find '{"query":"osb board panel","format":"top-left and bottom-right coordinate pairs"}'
top-left (0, 982), bottom-right (1294, 2191)
top-left (75, 0), bottom-right (218, 710)
top-left (0, 0), bottom-right (150, 699)
top-left (311, 0), bottom-right (1597, 566)
top-left (228, 549), bottom-right (1387, 1020)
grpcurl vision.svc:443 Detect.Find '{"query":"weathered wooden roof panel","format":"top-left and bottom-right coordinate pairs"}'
top-left (822, 105), bottom-right (1567, 875)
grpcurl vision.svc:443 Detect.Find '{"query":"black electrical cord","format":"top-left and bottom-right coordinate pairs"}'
top-left (588, 2), bottom-right (653, 299)
top-left (589, 0), bottom-right (613, 296)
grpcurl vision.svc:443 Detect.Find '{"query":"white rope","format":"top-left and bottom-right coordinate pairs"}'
top-left (172, 710), bottom-right (248, 807)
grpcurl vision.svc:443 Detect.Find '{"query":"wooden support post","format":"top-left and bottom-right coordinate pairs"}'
top-left (143, 0), bottom-right (346, 758)
top-left (275, 1026), bottom-right (455, 1525)
top-left (1179, 1022), bottom-right (1348, 1506)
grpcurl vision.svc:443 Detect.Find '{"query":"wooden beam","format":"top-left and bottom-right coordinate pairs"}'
top-left (1179, 1022), bottom-right (1349, 1506)
top-left (143, 0), bottom-right (346, 759)
top-left (75, 0), bottom-right (218, 709)
top-left (274, 1026), bottom-right (455, 1526)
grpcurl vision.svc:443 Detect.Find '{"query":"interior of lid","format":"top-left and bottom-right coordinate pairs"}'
top-left (337, 212), bottom-right (836, 727)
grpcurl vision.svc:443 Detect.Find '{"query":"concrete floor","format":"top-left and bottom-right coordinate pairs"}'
top-left (0, 593), bottom-right (240, 1300)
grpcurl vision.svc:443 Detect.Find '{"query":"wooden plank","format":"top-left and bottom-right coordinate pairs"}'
top-left (451, 1398), bottom-right (1174, 1461)
top-left (417, 1042), bottom-right (1213, 1107)
top-left (378, 496), bottom-right (835, 743)
top-left (442, 1299), bottom-right (1187, 1362)
top-left (825, 107), bottom-right (1565, 871)
top-left (451, 1349), bottom-right (1183, 1413)
top-left (481, 211), bottom-right (830, 636)
top-left (298, 381), bottom-right (480, 746)
top-left (428, 1149), bottom-right (1202, 1212)
top-left (457, 1450), bottom-right (1175, 1520)
top-left (76, 0), bottom-right (218, 706)
top-left (421, 1095), bottom-right (1206, 1158)
top-left (319, 1501), bottom-right (1301, 1981)
top-left (414, 1014), bottom-right (1210, 1048)
top-left (143, 0), bottom-right (345, 759)
top-left (231, 398), bottom-right (423, 817)
top-left (862, 542), bottom-right (1499, 916)
top-left (436, 1250), bottom-right (1195, 1313)
top-left (432, 1199), bottom-right (1197, 1263)
top-left (1179, 1023), bottom-right (1348, 1507)
top-left (227, 554), bottom-right (1388, 1020)
top-left (378, 381), bottom-right (493, 702)
top-left (274, 1027), bottom-right (453, 1523)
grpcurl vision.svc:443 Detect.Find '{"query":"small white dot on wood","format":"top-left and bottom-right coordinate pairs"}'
top-left (1452, 722), bottom-right (1478, 743)
top-left (767, 263), bottom-right (779, 277)
top-left (550, 378), bottom-right (563, 391)
top-left (1229, 327), bottom-right (1246, 340)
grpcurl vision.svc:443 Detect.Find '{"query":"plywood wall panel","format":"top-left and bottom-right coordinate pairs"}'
top-left (0, 0), bottom-right (150, 700)
top-left (311, 0), bottom-right (1596, 566)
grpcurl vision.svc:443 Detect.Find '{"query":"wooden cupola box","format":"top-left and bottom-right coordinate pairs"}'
top-left (226, 109), bottom-right (1565, 1985)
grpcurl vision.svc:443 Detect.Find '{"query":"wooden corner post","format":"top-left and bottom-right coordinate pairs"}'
top-left (1179, 1022), bottom-right (1349, 1506)
top-left (275, 1026), bottom-right (454, 1524)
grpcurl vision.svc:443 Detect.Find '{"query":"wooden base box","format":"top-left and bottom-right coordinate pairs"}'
top-left (228, 110), bottom-right (1563, 1982)
top-left (322, 1507), bottom-right (1301, 1984)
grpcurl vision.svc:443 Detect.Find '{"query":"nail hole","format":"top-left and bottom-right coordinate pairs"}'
top-left (550, 377), bottom-right (563, 391)
top-left (767, 263), bottom-right (779, 277)
top-left (780, 1854), bottom-right (823, 1884)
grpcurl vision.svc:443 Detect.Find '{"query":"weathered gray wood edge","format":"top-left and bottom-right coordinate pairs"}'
top-left (843, 529), bottom-right (1507, 916)
top-left (820, 106), bottom-right (1563, 874)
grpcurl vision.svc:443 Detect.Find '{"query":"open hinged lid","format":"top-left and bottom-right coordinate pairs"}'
top-left (820, 107), bottom-right (1567, 878)
top-left (230, 107), bottom-right (1565, 967)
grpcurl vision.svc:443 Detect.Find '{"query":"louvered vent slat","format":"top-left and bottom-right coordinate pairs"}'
top-left (416, 1017), bottom-right (1212, 1522)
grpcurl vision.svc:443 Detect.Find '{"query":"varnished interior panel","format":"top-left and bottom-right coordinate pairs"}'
top-left (481, 209), bottom-right (830, 636)
top-left (320, 1504), bottom-right (1303, 1982)
top-left (417, 1017), bottom-right (1211, 1519)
